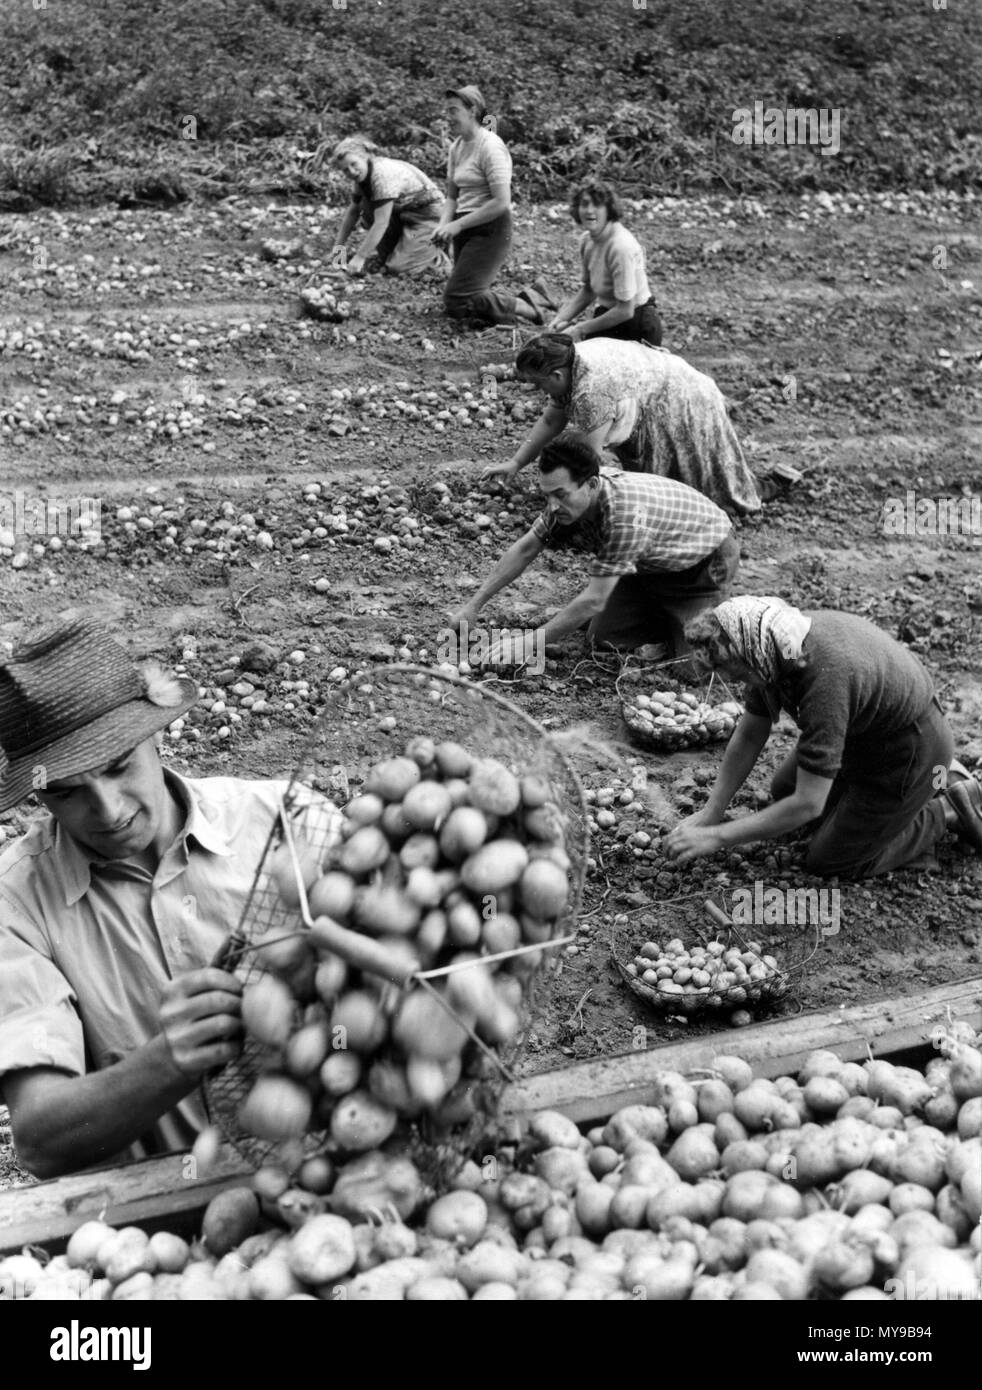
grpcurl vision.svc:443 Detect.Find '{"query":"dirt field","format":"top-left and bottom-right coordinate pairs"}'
top-left (1, 188), bottom-right (981, 1185)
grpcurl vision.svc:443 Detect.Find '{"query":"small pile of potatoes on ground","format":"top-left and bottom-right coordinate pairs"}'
top-left (625, 936), bottom-right (783, 1015)
top-left (234, 736), bottom-right (573, 1151)
top-left (7, 1033), bottom-right (978, 1301)
top-left (299, 286), bottom-right (350, 321)
top-left (622, 690), bottom-right (743, 751)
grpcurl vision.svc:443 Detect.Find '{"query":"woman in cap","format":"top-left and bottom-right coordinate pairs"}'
top-left (433, 84), bottom-right (519, 324)
top-left (482, 331), bottom-right (761, 517)
top-left (662, 596), bottom-right (981, 879)
top-left (547, 180), bottom-right (662, 345)
top-left (330, 136), bottom-right (450, 278)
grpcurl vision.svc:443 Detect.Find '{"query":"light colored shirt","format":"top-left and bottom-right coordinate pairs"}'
top-left (352, 155), bottom-right (442, 224)
top-left (532, 466), bottom-right (732, 576)
top-left (0, 770), bottom-right (340, 1161)
top-left (580, 223), bottom-right (651, 308)
top-left (446, 128), bottom-right (512, 216)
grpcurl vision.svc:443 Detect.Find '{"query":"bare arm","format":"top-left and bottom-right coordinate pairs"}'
top-left (3, 967), bottom-right (242, 1179)
top-left (350, 201), bottom-right (394, 266)
top-left (574, 297), bottom-right (635, 339)
top-left (453, 187), bottom-right (511, 231)
top-left (550, 286), bottom-right (594, 329)
top-left (481, 401), bottom-right (569, 483)
top-left (700, 711), bottom-right (775, 821)
top-left (452, 530), bottom-right (545, 622)
top-left (544, 574), bottom-right (619, 642)
top-left (716, 767), bottom-right (833, 847)
top-left (332, 203), bottom-right (360, 249)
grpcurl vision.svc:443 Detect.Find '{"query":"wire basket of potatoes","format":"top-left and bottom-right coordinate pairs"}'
top-left (617, 669), bottom-right (743, 753)
top-left (204, 664), bottom-right (589, 1172)
top-left (610, 897), bottom-right (806, 1022)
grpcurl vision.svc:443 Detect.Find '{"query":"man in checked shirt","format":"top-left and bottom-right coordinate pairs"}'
top-left (452, 436), bottom-right (741, 661)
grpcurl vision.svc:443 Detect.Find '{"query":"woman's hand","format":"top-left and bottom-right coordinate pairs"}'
top-left (449, 603), bottom-right (480, 631)
top-left (345, 254), bottom-right (366, 276)
top-left (431, 220), bottom-right (461, 246)
top-left (480, 457), bottom-right (521, 484)
top-left (663, 813), bottom-right (726, 865)
top-left (562, 322), bottom-right (585, 342)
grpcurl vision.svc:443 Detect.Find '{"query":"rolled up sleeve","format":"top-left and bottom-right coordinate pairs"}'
top-left (0, 894), bottom-right (85, 1090)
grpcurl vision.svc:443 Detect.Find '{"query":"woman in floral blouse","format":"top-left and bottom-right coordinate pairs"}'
top-left (330, 137), bottom-right (450, 277)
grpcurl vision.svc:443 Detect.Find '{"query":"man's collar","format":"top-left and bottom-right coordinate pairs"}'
top-left (57, 769), bottom-right (233, 906)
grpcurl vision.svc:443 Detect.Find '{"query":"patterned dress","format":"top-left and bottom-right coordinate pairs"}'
top-left (564, 340), bottom-right (761, 517)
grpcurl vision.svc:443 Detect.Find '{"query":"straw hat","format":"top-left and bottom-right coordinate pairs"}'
top-left (0, 616), bottom-right (197, 811)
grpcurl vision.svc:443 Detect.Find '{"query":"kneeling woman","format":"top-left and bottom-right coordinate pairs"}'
top-left (664, 596), bottom-right (981, 880)
top-left (331, 137), bottom-right (451, 277)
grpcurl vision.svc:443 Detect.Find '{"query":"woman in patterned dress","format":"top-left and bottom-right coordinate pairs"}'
top-left (330, 137), bottom-right (451, 277)
top-left (482, 332), bottom-right (761, 518)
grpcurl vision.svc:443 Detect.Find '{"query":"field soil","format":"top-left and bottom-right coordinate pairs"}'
top-left (1, 188), bottom-right (981, 1185)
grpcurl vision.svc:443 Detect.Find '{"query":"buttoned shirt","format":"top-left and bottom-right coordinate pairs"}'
top-left (0, 770), bottom-right (337, 1160)
top-left (531, 467), bottom-right (732, 577)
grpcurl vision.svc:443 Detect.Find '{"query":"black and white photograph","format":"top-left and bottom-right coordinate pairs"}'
top-left (0, 0), bottom-right (979, 1345)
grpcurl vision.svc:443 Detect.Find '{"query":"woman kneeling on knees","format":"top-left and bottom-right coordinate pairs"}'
top-left (663, 596), bottom-right (982, 880)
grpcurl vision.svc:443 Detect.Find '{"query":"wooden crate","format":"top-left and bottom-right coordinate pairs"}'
top-left (1, 976), bottom-right (979, 1257)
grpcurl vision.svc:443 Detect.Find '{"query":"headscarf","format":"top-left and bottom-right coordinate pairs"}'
top-left (712, 596), bottom-right (812, 687)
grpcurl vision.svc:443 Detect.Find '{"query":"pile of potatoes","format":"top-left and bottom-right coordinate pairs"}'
top-left (622, 690), bottom-right (743, 751)
top-left (6, 1034), bottom-right (978, 1301)
top-left (624, 935), bottom-right (784, 1015)
top-left (232, 737), bottom-right (573, 1154)
top-left (299, 286), bottom-right (350, 322)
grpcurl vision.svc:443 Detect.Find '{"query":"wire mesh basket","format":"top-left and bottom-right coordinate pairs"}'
top-left (616, 667), bottom-right (744, 753)
top-left (204, 664), bottom-right (590, 1171)
top-left (610, 892), bottom-right (817, 1020)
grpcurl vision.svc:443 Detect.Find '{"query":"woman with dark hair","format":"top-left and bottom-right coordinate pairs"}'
top-left (330, 136), bottom-right (450, 278)
top-left (663, 596), bottom-right (981, 880)
top-left (482, 332), bottom-right (761, 517)
top-left (432, 85), bottom-right (519, 324)
top-left (547, 181), bottom-right (662, 345)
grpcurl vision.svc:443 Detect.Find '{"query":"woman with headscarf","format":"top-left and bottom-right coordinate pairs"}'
top-left (482, 332), bottom-right (761, 518)
top-left (330, 136), bottom-right (450, 278)
top-left (663, 596), bottom-right (981, 880)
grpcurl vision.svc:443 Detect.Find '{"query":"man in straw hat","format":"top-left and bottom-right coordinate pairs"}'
top-left (0, 616), bottom-right (335, 1177)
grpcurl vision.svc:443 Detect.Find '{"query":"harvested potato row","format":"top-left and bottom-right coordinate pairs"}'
top-left (12, 1036), bottom-right (978, 1301)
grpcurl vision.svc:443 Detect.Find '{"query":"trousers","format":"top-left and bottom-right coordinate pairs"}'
top-left (444, 211), bottom-right (514, 324)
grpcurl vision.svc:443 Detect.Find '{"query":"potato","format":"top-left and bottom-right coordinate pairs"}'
top-left (308, 872), bottom-right (357, 921)
top-left (533, 1147), bottom-right (593, 1196)
top-left (529, 1110), bottom-right (582, 1152)
top-left (202, 1187), bottom-right (260, 1257)
top-left (248, 1255), bottom-right (305, 1301)
top-left (320, 1048), bottom-right (362, 1098)
top-left (439, 806), bottom-right (490, 862)
top-left (460, 839), bottom-right (529, 895)
top-left (286, 1214), bottom-right (357, 1285)
top-left (426, 1191), bottom-right (488, 1247)
top-left (337, 825), bottom-right (390, 877)
top-left (601, 1105), bottom-right (669, 1151)
top-left (405, 1275), bottom-right (469, 1301)
top-left (518, 858), bottom-right (569, 920)
top-left (241, 973), bottom-right (295, 1049)
top-left (354, 882), bottom-right (421, 937)
top-left (468, 758), bottom-right (521, 815)
top-left (286, 1018), bottom-right (331, 1077)
top-left (66, 1220), bottom-right (116, 1271)
top-left (239, 1075), bottom-right (312, 1141)
top-left (330, 1090), bottom-right (398, 1152)
top-left (393, 987), bottom-right (471, 1062)
top-left (147, 1232), bottom-right (190, 1274)
top-left (364, 756), bottom-right (422, 802)
top-left (329, 1151), bottom-right (423, 1223)
top-left (330, 990), bottom-right (387, 1054)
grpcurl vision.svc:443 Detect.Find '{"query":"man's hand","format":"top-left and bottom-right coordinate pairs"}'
top-left (663, 813), bottom-right (726, 865)
top-left (480, 457), bottom-right (521, 484)
top-left (159, 968), bottom-right (243, 1080)
top-left (449, 604), bottom-right (480, 632)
